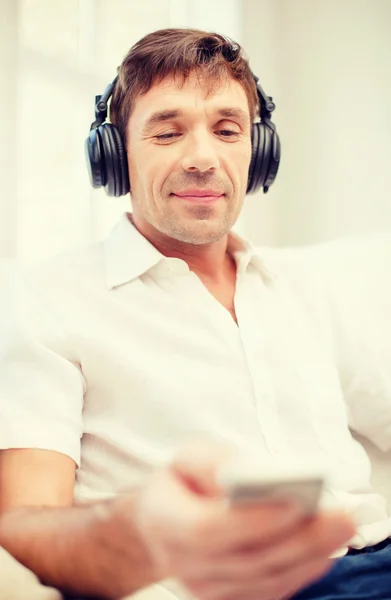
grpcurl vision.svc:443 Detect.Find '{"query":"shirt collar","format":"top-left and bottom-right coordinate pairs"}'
top-left (104, 213), bottom-right (164, 289)
top-left (104, 212), bottom-right (276, 290)
top-left (227, 229), bottom-right (276, 283)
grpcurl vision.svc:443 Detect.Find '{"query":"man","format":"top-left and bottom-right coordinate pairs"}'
top-left (0, 28), bottom-right (390, 600)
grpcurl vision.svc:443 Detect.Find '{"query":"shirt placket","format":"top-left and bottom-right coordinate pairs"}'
top-left (235, 266), bottom-right (286, 456)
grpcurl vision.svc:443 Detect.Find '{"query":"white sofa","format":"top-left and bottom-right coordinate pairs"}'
top-left (270, 233), bottom-right (391, 510)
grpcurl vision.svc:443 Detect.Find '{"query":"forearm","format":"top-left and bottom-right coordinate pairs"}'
top-left (0, 496), bottom-right (158, 599)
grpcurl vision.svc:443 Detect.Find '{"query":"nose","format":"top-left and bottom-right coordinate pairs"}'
top-left (181, 130), bottom-right (220, 173)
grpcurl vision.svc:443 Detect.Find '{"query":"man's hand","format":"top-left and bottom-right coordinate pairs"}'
top-left (126, 440), bottom-right (356, 600)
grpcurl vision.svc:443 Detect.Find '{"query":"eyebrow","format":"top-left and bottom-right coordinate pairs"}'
top-left (217, 107), bottom-right (249, 123)
top-left (141, 106), bottom-right (249, 133)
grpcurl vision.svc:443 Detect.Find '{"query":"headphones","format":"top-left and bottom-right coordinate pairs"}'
top-left (85, 73), bottom-right (281, 197)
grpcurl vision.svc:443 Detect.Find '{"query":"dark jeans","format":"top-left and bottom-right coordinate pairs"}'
top-left (291, 537), bottom-right (391, 599)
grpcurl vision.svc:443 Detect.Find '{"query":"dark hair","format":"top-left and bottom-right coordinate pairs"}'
top-left (109, 28), bottom-right (258, 146)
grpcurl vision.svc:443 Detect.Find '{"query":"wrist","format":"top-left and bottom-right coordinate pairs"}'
top-left (108, 491), bottom-right (166, 594)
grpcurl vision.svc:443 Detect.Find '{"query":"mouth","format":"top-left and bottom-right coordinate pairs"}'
top-left (171, 189), bottom-right (225, 204)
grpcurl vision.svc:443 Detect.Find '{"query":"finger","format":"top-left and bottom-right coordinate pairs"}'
top-left (162, 507), bottom-right (306, 580)
top-left (169, 499), bottom-right (305, 556)
top-left (217, 501), bottom-right (306, 551)
top-left (207, 511), bottom-right (355, 577)
top-left (170, 438), bottom-right (238, 497)
top-left (254, 511), bottom-right (355, 571)
top-left (260, 556), bottom-right (334, 600)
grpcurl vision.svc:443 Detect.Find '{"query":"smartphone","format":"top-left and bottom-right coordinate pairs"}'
top-left (216, 455), bottom-right (327, 516)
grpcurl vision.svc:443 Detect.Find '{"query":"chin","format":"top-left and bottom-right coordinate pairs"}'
top-left (167, 219), bottom-right (230, 245)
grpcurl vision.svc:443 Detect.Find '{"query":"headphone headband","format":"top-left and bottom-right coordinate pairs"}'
top-left (90, 76), bottom-right (118, 131)
top-left (91, 74), bottom-right (277, 127)
top-left (253, 75), bottom-right (277, 137)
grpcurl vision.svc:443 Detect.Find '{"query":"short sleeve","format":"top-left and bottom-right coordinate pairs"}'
top-left (0, 265), bottom-right (85, 466)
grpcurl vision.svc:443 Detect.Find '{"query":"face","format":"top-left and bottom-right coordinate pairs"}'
top-left (126, 72), bottom-right (252, 246)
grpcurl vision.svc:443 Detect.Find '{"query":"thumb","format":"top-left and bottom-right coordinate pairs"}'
top-left (169, 438), bottom-right (238, 498)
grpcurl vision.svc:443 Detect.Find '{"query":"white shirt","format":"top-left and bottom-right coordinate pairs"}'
top-left (1, 213), bottom-right (391, 566)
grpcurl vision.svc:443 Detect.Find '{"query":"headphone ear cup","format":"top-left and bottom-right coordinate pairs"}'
top-left (247, 122), bottom-right (266, 194)
top-left (247, 123), bottom-right (259, 194)
top-left (99, 124), bottom-right (130, 197)
top-left (264, 129), bottom-right (281, 190)
top-left (257, 123), bottom-right (272, 189)
top-left (85, 128), bottom-right (106, 189)
top-left (99, 124), bottom-right (117, 197)
top-left (247, 122), bottom-right (281, 194)
top-left (111, 125), bottom-right (130, 196)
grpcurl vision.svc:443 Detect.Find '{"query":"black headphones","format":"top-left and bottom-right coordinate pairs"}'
top-left (85, 73), bottom-right (281, 197)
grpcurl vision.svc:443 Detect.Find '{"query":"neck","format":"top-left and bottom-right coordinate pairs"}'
top-left (129, 213), bottom-right (233, 283)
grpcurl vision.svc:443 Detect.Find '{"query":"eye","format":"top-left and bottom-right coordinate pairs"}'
top-left (217, 130), bottom-right (240, 137)
top-left (155, 132), bottom-right (181, 141)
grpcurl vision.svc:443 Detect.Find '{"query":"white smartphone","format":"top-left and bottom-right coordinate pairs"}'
top-left (216, 455), bottom-right (327, 516)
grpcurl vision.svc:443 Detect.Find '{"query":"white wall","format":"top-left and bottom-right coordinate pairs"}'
top-left (241, 0), bottom-right (391, 246)
top-left (170, 0), bottom-right (241, 37)
top-left (0, 1), bottom-right (18, 258)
